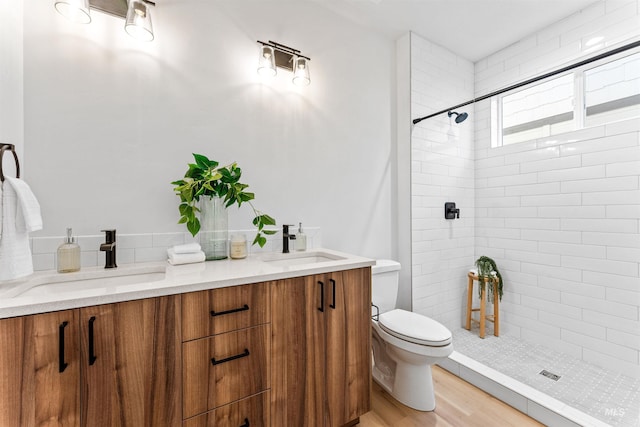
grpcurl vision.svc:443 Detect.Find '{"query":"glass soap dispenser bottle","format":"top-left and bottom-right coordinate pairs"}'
top-left (57, 228), bottom-right (81, 273)
top-left (295, 222), bottom-right (307, 251)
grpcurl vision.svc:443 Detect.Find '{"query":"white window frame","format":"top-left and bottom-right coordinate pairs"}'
top-left (492, 47), bottom-right (640, 148)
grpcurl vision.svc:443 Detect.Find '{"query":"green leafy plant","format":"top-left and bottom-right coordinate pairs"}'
top-left (171, 153), bottom-right (277, 247)
top-left (475, 255), bottom-right (504, 301)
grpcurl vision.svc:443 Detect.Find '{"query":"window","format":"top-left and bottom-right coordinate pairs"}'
top-left (584, 52), bottom-right (640, 127)
top-left (493, 50), bottom-right (640, 147)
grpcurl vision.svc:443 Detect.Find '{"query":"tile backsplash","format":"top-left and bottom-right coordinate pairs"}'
top-left (31, 227), bottom-right (321, 272)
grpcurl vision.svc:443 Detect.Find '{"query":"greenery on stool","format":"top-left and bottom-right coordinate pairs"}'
top-left (475, 255), bottom-right (504, 301)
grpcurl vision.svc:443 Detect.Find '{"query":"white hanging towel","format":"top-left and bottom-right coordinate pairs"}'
top-left (0, 177), bottom-right (43, 281)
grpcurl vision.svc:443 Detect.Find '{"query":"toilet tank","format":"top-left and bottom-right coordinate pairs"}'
top-left (372, 259), bottom-right (401, 314)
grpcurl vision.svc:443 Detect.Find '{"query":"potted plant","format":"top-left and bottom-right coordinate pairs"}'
top-left (475, 255), bottom-right (504, 301)
top-left (171, 153), bottom-right (276, 259)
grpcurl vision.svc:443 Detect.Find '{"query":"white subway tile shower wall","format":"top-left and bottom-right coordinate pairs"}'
top-left (475, 0), bottom-right (640, 97)
top-left (474, 0), bottom-right (640, 379)
top-left (30, 228), bottom-right (322, 271)
top-left (410, 33), bottom-right (475, 331)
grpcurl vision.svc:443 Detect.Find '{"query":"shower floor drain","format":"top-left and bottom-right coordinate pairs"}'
top-left (540, 370), bottom-right (561, 381)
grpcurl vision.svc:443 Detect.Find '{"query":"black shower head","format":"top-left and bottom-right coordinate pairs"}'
top-left (448, 110), bottom-right (468, 124)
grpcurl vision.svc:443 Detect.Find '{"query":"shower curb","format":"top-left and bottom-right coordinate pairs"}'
top-left (438, 351), bottom-right (611, 427)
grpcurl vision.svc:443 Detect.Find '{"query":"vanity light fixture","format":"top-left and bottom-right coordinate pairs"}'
top-left (257, 40), bottom-right (311, 86)
top-left (54, 0), bottom-right (92, 24)
top-left (54, 0), bottom-right (156, 42)
top-left (125, 0), bottom-right (154, 41)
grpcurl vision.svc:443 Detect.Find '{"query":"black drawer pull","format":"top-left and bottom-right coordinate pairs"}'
top-left (240, 418), bottom-right (250, 427)
top-left (59, 321), bottom-right (69, 373)
top-left (318, 281), bottom-right (324, 312)
top-left (88, 316), bottom-right (97, 365)
top-left (210, 304), bottom-right (249, 317)
top-left (329, 279), bottom-right (336, 309)
top-left (211, 348), bottom-right (250, 366)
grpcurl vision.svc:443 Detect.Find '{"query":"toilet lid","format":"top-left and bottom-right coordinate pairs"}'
top-left (379, 309), bottom-right (452, 347)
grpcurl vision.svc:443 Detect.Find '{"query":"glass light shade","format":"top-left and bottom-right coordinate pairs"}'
top-left (54, 0), bottom-right (91, 24)
top-left (125, 0), bottom-right (154, 42)
top-left (292, 57), bottom-right (310, 86)
top-left (257, 45), bottom-right (277, 77)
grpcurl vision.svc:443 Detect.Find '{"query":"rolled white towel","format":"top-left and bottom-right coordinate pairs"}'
top-left (172, 242), bottom-right (202, 254)
top-left (469, 268), bottom-right (497, 276)
top-left (167, 248), bottom-right (205, 265)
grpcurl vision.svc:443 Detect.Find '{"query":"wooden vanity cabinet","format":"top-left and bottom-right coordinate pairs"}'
top-left (80, 295), bottom-right (182, 427)
top-left (0, 295), bottom-right (181, 427)
top-left (271, 267), bottom-right (371, 427)
top-left (182, 283), bottom-right (271, 425)
top-left (0, 309), bottom-right (80, 427)
top-left (0, 265), bottom-right (370, 427)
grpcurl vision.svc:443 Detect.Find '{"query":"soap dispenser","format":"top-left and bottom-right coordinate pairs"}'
top-left (57, 228), bottom-right (81, 273)
top-left (295, 222), bottom-right (307, 251)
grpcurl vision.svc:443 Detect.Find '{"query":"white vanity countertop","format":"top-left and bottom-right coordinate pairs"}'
top-left (0, 248), bottom-right (374, 319)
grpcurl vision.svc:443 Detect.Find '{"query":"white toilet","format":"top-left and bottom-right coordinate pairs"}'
top-left (371, 259), bottom-right (453, 411)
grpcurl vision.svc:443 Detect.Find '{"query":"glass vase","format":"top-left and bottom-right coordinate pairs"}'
top-left (198, 196), bottom-right (228, 260)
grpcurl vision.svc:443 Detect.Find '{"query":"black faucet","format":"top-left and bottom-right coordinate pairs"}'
top-left (444, 202), bottom-right (460, 219)
top-left (100, 229), bottom-right (117, 268)
top-left (282, 224), bottom-right (296, 254)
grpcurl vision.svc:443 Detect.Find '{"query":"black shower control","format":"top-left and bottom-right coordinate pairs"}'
top-left (445, 202), bottom-right (460, 220)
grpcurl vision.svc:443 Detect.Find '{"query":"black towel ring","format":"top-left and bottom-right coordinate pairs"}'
top-left (0, 143), bottom-right (20, 182)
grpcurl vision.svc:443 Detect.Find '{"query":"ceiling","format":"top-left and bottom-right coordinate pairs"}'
top-left (315, 0), bottom-right (600, 61)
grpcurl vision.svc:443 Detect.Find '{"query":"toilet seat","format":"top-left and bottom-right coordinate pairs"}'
top-left (379, 309), bottom-right (452, 347)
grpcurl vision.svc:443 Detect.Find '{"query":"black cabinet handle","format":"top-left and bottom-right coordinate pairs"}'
top-left (211, 348), bottom-right (250, 366)
top-left (239, 418), bottom-right (250, 427)
top-left (329, 279), bottom-right (336, 309)
top-left (59, 321), bottom-right (69, 373)
top-left (318, 281), bottom-right (324, 312)
top-left (210, 304), bottom-right (249, 317)
top-left (88, 316), bottom-right (97, 365)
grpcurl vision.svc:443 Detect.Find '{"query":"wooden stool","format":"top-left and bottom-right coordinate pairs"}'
top-left (465, 272), bottom-right (500, 338)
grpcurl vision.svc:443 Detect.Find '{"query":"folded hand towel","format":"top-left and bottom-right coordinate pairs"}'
top-left (172, 242), bottom-right (202, 254)
top-left (0, 180), bottom-right (36, 281)
top-left (5, 177), bottom-right (42, 233)
top-left (167, 248), bottom-right (205, 266)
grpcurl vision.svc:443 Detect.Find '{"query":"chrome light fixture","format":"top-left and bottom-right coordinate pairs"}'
top-left (125, 0), bottom-right (154, 41)
top-left (257, 40), bottom-right (311, 85)
top-left (54, 0), bottom-right (156, 41)
top-left (54, 0), bottom-right (92, 24)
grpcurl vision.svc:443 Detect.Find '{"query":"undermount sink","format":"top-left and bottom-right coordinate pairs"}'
top-left (260, 250), bottom-right (346, 267)
top-left (3, 265), bottom-right (167, 298)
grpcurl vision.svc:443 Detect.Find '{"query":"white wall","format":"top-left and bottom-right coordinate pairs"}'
top-left (0, 0), bottom-right (23, 175)
top-left (20, 0), bottom-right (395, 260)
top-left (474, 0), bottom-right (640, 378)
top-left (410, 33), bottom-right (475, 330)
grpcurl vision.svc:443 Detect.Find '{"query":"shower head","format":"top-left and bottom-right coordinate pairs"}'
top-left (448, 110), bottom-right (468, 124)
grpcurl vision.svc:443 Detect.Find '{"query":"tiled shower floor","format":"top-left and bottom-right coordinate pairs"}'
top-left (452, 327), bottom-right (640, 427)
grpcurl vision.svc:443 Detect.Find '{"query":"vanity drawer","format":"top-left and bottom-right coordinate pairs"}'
top-left (183, 324), bottom-right (271, 418)
top-left (183, 391), bottom-right (270, 427)
top-left (182, 283), bottom-right (271, 341)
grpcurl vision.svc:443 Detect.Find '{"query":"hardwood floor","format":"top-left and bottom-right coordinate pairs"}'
top-left (359, 366), bottom-right (544, 427)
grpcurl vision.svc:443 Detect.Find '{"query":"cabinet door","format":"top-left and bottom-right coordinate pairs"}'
top-left (80, 295), bottom-right (181, 427)
top-left (271, 276), bottom-right (325, 427)
top-left (324, 268), bottom-right (371, 427)
top-left (0, 310), bottom-right (80, 427)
